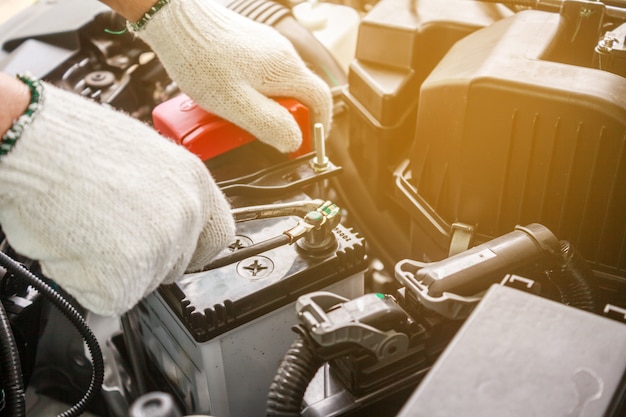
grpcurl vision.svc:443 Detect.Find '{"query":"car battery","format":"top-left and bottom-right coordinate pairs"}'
top-left (152, 93), bottom-right (312, 161)
top-left (135, 205), bottom-right (367, 417)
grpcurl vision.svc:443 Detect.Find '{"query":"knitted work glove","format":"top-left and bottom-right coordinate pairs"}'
top-left (130, 0), bottom-right (333, 153)
top-left (0, 79), bottom-right (235, 316)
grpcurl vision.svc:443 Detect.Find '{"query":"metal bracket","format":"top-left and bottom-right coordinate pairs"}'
top-left (448, 222), bottom-right (475, 257)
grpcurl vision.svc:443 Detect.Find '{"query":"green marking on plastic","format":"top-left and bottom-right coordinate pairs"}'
top-left (375, 293), bottom-right (385, 299)
top-left (322, 65), bottom-right (340, 87)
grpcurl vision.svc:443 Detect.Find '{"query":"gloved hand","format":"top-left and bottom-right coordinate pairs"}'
top-left (130, 0), bottom-right (333, 154)
top-left (0, 78), bottom-right (235, 316)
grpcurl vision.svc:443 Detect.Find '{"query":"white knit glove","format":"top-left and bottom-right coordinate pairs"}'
top-left (0, 81), bottom-right (235, 316)
top-left (130, 0), bottom-right (333, 153)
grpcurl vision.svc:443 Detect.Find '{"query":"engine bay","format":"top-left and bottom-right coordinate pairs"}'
top-left (0, 0), bottom-right (625, 416)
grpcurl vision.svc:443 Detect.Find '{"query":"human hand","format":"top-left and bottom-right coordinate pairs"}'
top-left (0, 78), bottom-right (235, 316)
top-left (130, 0), bottom-right (333, 154)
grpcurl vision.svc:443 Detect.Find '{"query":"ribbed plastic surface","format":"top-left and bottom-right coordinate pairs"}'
top-left (406, 11), bottom-right (626, 277)
top-left (225, 0), bottom-right (290, 25)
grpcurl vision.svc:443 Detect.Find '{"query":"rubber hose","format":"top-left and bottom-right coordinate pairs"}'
top-left (478, 0), bottom-right (537, 6)
top-left (486, 0), bottom-right (626, 8)
top-left (553, 240), bottom-right (597, 312)
top-left (266, 335), bottom-right (324, 417)
top-left (0, 298), bottom-right (26, 417)
top-left (227, 0), bottom-right (348, 87)
top-left (0, 251), bottom-right (104, 417)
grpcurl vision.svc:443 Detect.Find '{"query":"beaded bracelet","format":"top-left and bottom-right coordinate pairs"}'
top-left (128, 0), bottom-right (171, 32)
top-left (0, 74), bottom-right (44, 158)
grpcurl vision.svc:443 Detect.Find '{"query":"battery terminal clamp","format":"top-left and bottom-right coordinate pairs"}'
top-left (295, 291), bottom-right (412, 361)
top-left (201, 199), bottom-right (341, 271)
top-left (292, 201), bottom-right (341, 254)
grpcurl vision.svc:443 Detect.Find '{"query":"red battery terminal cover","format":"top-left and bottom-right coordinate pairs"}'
top-left (152, 94), bottom-right (312, 161)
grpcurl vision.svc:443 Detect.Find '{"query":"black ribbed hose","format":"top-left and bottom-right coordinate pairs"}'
top-left (0, 251), bottom-right (105, 417)
top-left (266, 333), bottom-right (324, 417)
top-left (479, 0), bottom-right (626, 8)
top-left (0, 297), bottom-right (26, 417)
top-left (553, 241), bottom-right (597, 312)
top-left (478, 0), bottom-right (537, 6)
top-left (227, 0), bottom-right (348, 87)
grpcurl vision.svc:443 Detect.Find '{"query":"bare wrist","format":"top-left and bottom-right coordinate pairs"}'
top-left (0, 74), bottom-right (44, 158)
top-left (0, 73), bottom-right (30, 138)
top-left (99, 0), bottom-right (161, 23)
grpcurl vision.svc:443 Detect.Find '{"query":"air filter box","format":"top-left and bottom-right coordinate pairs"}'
top-left (346, 0), bottom-right (511, 196)
top-left (396, 10), bottom-right (626, 278)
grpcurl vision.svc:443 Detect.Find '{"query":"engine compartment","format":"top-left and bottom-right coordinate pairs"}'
top-left (0, 0), bottom-right (625, 416)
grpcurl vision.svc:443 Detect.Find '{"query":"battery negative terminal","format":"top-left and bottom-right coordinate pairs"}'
top-left (292, 201), bottom-right (341, 253)
top-left (202, 200), bottom-right (342, 270)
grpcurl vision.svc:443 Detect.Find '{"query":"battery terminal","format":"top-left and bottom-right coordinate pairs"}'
top-left (202, 200), bottom-right (342, 270)
top-left (288, 201), bottom-right (341, 253)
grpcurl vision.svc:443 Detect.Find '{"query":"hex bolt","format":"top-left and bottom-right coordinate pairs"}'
top-left (311, 123), bottom-right (329, 172)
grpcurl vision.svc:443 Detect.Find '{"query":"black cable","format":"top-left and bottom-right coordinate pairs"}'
top-left (0, 251), bottom-right (104, 417)
top-left (266, 328), bottom-right (324, 417)
top-left (0, 298), bottom-right (26, 417)
top-left (476, 0), bottom-right (626, 19)
top-left (481, 0), bottom-right (536, 6)
top-left (552, 240), bottom-right (597, 312)
top-left (201, 234), bottom-right (291, 271)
